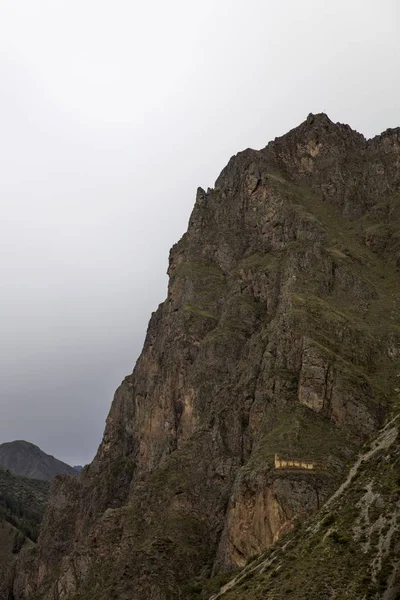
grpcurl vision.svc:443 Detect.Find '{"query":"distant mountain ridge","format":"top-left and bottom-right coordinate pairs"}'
top-left (0, 441), bottom-right (77, 481)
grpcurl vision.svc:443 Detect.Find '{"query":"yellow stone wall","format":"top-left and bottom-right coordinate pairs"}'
top-left (274, 454), bottom-right (315, 470)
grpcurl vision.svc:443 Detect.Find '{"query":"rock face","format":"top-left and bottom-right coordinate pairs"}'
top-left (0, 441), bottom-right (77, 481)
top-left (9, 114), bottom-right (400, 600)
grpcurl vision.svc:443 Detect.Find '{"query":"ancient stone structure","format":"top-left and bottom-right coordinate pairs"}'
top-left (274, 454), bottom-right (314, 470)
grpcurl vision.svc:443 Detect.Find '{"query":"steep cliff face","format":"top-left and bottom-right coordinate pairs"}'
top-left (11, 114), bottom-right (400, 600)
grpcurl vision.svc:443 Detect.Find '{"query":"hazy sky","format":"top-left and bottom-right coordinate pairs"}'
top-left (0, 1), bottom-right (399, 466)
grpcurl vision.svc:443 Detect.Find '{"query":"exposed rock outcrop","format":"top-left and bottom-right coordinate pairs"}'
top-left (9, 114), bottom-right (400, 600)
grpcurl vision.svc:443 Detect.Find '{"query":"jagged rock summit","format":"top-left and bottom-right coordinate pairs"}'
top-left (0, 441), bottom-right (77, 481)
top-left (9, 113), bottom-right (400, 599)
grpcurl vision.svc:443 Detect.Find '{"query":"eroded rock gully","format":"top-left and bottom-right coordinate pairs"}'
top-left (9, 114), bottom-right (400, 600)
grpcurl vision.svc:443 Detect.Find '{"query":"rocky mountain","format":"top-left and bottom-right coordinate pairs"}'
top-left (8, 113), bottom-right (400, 599)
top-left (0, 441), bottom-right (77, 481)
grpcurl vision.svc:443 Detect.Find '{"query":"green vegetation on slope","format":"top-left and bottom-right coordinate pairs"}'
top-left (0, 468), bottom-right (49, 542)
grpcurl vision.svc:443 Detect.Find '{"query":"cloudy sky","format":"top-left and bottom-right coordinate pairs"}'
top-left (0, 0), bottom-right (399, 466)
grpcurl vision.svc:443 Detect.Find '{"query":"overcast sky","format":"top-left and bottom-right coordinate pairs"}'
top-left (0, 1), bottom-right (399, 466)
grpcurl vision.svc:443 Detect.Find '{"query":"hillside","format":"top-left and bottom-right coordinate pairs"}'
top-left (0, 467), bottom-right (49, 542)
top-left (8, 113), bottom-right (400, 600)
top-left (0, 440), bottom-right (77, 481)
top-left (0, 469), bottom-right (49, 599)
top-left (0, 521), bottom-right (34, 600)
top-left (208, 414), bottom-right (400, 599)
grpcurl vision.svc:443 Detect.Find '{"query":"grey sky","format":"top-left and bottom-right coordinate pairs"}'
top-left (1, 0), bottom-right (399, 466)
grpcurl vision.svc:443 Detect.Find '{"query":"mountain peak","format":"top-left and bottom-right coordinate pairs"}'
top-left (306, 111), bottom-right (332, 125)
top-left (5, 440), bottom-right (40, 450)
top-left (0, 440), bottom-right (76, 481)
